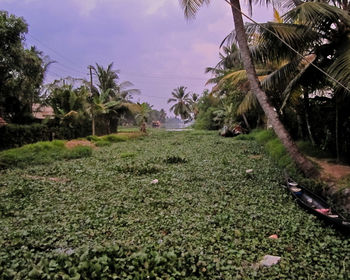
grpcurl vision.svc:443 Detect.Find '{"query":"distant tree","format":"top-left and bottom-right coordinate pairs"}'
top-left (194, 89), bottom-right (221, 130)
top-left (159, 109), bottom-right (167, 123)
top-left (168, 86), bottom-right (192, 120)
top-left (135, 102), bottom-right (152, 132)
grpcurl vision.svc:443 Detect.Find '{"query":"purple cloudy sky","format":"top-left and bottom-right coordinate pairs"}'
top-left (1, 0), bottom-right (273, 113)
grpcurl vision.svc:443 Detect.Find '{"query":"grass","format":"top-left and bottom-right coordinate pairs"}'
top-left (0, 131), bottom-right (145, 170)
top-left (0, 130), bottom-right (349, 279)
top-left (236, 129), bottom-right (298, 176)
top-left (297, 140), bottom-right (333, 159)
top-left (0, 140), bottom-right (92, 169)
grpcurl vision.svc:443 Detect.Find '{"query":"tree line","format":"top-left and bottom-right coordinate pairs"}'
top-left (0, 10), bottom-right (167, 139)
top-left (173, 0), bottom-right (350, 172)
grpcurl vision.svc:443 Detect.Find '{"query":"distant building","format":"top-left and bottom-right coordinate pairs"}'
top-left (32, 104), bottom-right (55, 120)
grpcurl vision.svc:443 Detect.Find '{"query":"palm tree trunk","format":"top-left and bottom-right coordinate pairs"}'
top-left (335, 95), bottom-right (340, 162)
top-left (92, 109), bottom-right (96, 136)
top-left (242, 113), bottom-right (251, 131)
top-left (303, 91), bottom-right (315, 146)
top-left (229, 0), bottom-right (318, 177)
top-left (295, 110), bottom-right (304, 139)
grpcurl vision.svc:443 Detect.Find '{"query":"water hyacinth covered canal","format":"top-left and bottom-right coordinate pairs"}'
top-left (0, 130), bottom-right (349, 279)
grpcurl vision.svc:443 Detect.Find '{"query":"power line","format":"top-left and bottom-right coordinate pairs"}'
top-left (27, 33), bottom-right (210, 83)
top-left (223, 0), bottom-right (350, 93)
top-left (28, 33), bottom-right (81, 69)
top-left (121, 70), bottom-right (208, 81)
top-left (49, 63), bottom-right (88, 77)
top-left (27, 33), bottom-right (88, 76)
top-left (139, 94), bottom-right (170, 100)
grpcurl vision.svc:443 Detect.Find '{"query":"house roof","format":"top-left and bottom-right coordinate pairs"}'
top-left (0, 117), bottom-right (7, 127)
top-left (32, 104), bottom-right (55, 119)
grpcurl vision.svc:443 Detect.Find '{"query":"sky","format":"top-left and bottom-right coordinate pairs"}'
top-left (1, 0), bottom-right (273, 114)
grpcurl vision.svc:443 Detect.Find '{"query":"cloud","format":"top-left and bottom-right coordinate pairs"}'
top-left (192, 41), bottom-right (219, 60)
top-left (72, 0), bottom-right (98, 16)
top-left (144, 0), bottom-right (168, 16)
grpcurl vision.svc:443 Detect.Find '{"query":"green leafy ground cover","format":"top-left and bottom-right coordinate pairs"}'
top-left (0, 130), bottom-right (349, 279)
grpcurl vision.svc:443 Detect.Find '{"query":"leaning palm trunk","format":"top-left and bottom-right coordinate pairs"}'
top-left (229, 0), bottom-right (318, 177)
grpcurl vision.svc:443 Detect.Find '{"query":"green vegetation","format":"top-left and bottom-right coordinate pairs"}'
top-left (101, 134), bottom-right (127, 143)
top-left (236, 130), bottom-right (297, 176)
top-left (0, 140), bottom-right (92, 169)
top-left (0, 131), bottom-right (146, 170)
top-left (0, 130), bottom-right (349, 279)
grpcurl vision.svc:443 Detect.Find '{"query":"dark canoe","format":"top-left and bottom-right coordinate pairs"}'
top-left (286, 178), bottom-right (350, 233)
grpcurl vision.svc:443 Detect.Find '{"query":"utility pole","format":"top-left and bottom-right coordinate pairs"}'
top-left (89, 65), bottom-right (95, 136)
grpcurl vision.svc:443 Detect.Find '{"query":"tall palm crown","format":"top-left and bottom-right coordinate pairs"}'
top-left (246, 1), bottom-right (350, 94)
top-left (168, 86), bottom-right (193, 120)
top-left (92, 63), bottom-right (119, 97)
top-left (91, 63), bottom-right (140, 101)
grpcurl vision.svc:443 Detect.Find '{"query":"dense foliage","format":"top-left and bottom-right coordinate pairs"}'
top-left (0, 11), bottom-right (48, 123)
top-left (0, 130), bottom-right (349, 279)
top-left (0, 121), bottom-right (92, 151)
top-left (195, 0), bottom-right (350, 162)
top-left (0, 124), bottom-right (50, 150)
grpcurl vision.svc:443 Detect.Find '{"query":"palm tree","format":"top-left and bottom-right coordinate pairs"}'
top-left (179, 0), bottom-right (318, 177)
top-left (168, 86), bottom-right (193, 120)
top-left (91, 63), bottom-right (140, 101)
top-left (245, 1), bottom-right (350, 160)
top-left (159, 109), bottom-right (167, 123)
top-left (89, 63), bottom-right (140, 134)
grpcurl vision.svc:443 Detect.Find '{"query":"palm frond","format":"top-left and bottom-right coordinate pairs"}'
top-left (167, 98), bottom-right (177, 103)
top-left (283, 2), bottom-right (350, 27)
top-left (328, 35), bottom-right (350, 92)
top-left (236, 91), bottom-right (258, 115)
top-left (273, 8), bottom-right (283, 23)
top-left (247, 22), bottom-right (319, 63)
top-left (279, 54), bottom-right (316, 113)
top-left (261, 58), bottom-right (302, 91)
top-left (179, 0), bottom-right (210, 18)
top-left (220, 30), bottom-right (236, 48)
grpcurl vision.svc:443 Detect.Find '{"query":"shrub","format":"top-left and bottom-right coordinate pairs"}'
top-left (0, 140), bottom-right (91, 169)
top-left (297, 140), bottom-right (332, 158)
top-left (95, 140), bottom-right (112, 147)
top-left (235, 129), bottom-right (298, 174)
top-left (0, 123), bottom-right (51, 150)
top-left (193, 107), bottom-right (220, 130)
top-left (101, 134), bottom-right (127, 143)
top-left (64, 146), bottom-right (92, 159)
top-left (234, 134), bottom-right (255, 141)
top-left (254, 129), bottom-right (275, 144)
top-left (86, 135), bottom-right (101, 142)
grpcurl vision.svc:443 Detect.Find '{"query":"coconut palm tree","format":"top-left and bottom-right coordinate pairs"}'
top-left (168, 86), bottom-right (193, 120)
top-left (91, 63), bottom-right (140, 101)
top-left (179, 0), bottom-right (318, 177)
top-left (89, 63), bottom-right (140, 134)
top-left (244, 1), bottom-right (350, 160)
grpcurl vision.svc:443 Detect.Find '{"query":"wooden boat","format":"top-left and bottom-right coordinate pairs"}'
top-left (286, 178), bottom-right (350, 232)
